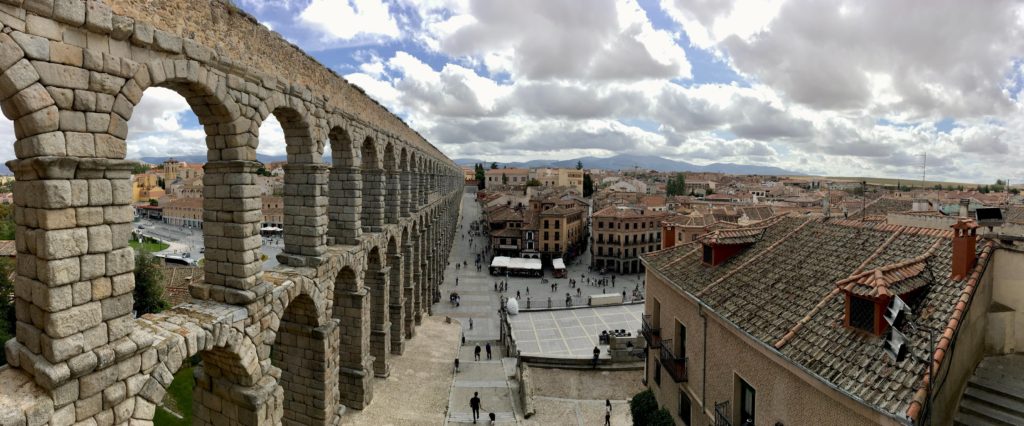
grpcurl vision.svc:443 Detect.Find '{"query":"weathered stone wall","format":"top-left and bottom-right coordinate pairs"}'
top-left (0, 1), bottom-right (465, 425)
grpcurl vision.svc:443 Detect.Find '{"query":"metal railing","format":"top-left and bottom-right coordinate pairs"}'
top-left (641, 315), bottom-right (661, 347)
top-left (658, 339), bottom-right (687, 382)
top-left (714, 401), bottom-right (731, 426)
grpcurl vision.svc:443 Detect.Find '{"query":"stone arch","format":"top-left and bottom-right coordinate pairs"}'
top-left (261, 104), bottom-right (329, 265)
top-left (333, 265), bottom-right (373, 408)
top-left (360, 136), bottom-right (384, 232)
top-left (0, 33), bottom-right (61, 157)
top-left (271, 293), bottom-right (340, 425)
top-left (328, 124), bottom-right (361, 245)
top-left (365, 246), bottom-right (391, 377)
top-left (399, 147), bottom-right (411, 217)
top-left (191, 329), bottom-right (276, 424)
top-left (386, 235), bottom-right (405, 354)
top-left (383, 141), bottom-right (399, 224)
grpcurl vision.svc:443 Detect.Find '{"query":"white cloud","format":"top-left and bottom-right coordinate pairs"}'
top-left (299, 0), bottom-right (401, 42)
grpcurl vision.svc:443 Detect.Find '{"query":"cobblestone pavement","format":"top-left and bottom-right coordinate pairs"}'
top-left (524, 368), bottom-right (644, 426)
top-left (342, 316), bottom-right (461, 425)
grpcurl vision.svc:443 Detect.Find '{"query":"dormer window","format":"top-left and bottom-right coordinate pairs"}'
top-left (846, 294), bottom-right (879, 334)
top-left (702, 244), bottom-right (713, 264)
top-left (836, 256), bottom-right (934, 336)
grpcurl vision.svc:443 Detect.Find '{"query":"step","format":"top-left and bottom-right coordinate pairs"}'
top-left (954, 411), bottom-right (1005, 426)
top-left (958, 399), bottom-right (1024, 426)
top-left (968, 376), bottom-right (1024, 405)
top-left (447, 411), bottom-right (517, 422)
top-left (964, 386), bottom-right (1024, 416)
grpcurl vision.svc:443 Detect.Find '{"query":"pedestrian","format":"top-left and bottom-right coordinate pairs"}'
top-left (470, 392), bottom-right (481, 424)
top-left (469, 318), bottom-right (474, 330)
top-left (592, 346), bottom-right (600, 369)
top-left (489, 412), bottom-right (496, 423)
top-left (456, 277), bottom-right (459, 286)
top-left (474, 344), bottom-right (481, 361)
top-left (516, 290), bottom-right (521, 299)
top-left (622, 290), bottom-right (627, 301)
top-left (605, 400), bottom-right (612, 426)
top-left (485, 342), bottom-right (492, 360)
top-left (454, 358), bottom-right (460, 373)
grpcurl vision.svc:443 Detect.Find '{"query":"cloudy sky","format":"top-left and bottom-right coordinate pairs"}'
top-left (7, 0), bottom-right (1024, 183)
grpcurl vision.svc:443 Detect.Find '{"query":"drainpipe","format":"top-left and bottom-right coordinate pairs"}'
top-left (700, 304), bottom-right (707, 411)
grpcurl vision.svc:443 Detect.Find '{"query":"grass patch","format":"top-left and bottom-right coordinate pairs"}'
top-left (130, 239), bottom-right (169, 253)
top-left (154, 366), bottom-right (194, 426)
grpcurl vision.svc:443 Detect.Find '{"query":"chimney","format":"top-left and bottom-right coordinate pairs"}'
top-left (958, 198), bottom-right (970, 218)
top-left (662, 224), bottom-right (676, 249)
top-left (950, 218), bottom-right (978, 281)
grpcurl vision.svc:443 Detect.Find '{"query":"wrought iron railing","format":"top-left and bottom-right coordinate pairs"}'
top-left (715, 401), bottom-right (731, 426)
top-left (641, 315), bottom-right (661, 347)
top-left (658, 339), bottom-right (687, 382)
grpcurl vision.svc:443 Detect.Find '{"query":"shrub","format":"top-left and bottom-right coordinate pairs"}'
top-left (630, 389), bottom-right (659, 425)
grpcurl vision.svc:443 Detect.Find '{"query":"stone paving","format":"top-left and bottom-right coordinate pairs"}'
top-left (524, 368), bottom-right (644, 426)
top-left (342, 316), bottom-right (461, 426)
top-left (508, 304), bottom-right (643, 358)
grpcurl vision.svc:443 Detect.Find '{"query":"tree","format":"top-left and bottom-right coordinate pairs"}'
top-left (490, 162), bottom-right (498, 170)
top-left (576, 160), bottom-right (583, 170)
top-left (583, 173), bottom-right (594, 197)
top-left (502, 173), bottom-right (509, 185)
top-left (0, 204), bottom-right (14, 240)
top-left (0, 258), bottom-right (14, 365)
top-left (134, 250), bottom-right (169, 315)
top-left (526, 178), bottom-right (542, 187)
top-left (666, 173), bottom-right (686, 196)
top-left (148, 198), bottom-right (159, 206)
top-left (131, 162), bottom-right (150, 174)
top-left (629, 389), bottom-right (659, 425)
top-left (475, 163), bottom-right (485, 190)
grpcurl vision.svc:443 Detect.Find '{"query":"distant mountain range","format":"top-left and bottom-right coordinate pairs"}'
top-left (454, 154), bottom-right (802, 176)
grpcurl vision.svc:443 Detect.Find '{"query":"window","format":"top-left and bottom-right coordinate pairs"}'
top-left (653, 360), bottom-right (661, 386)
top-left (544, 220), bottom-right (549, 228)
top-left (554, 232), bottom-right (560, 240)
top-left (555, 244), bottom-right (560, 252)
top-left (679, 391), bottom-right (691, 425)
top-left (598, 222), bottom-right (604, 229)
top-left (543, 244), bottom-right (549, 252)
top-left (555, 220), bottom-right (560, 229)
top-left (675, 321), bottom-right (686, 356)
top-left (702, 244), bottom-right (713, 264)
top-left (848, 295), bottom-right (876, 333)
top-left (544, 232), bottom-right (549, 240)
top-left (740, 378), bottom-right (755, 425)
top-left (598, 247), bottom-right (603, 256)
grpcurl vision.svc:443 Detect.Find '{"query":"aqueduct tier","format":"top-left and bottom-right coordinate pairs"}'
top-left (0, 1), bottom-right (464, 424)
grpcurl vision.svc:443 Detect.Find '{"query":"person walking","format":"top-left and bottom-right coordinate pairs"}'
top-left (474, 344), bottom-right (482, 361)
top-left (470, 392), bottom-right (481, 424)
top-left (592, 346), bottom-right (600, 369)
top-left (485, 342), bottom-right (492, 360)
top-left (454, 358), bottom-right (460, 373)
top-left (605, 399), bottom-right (612, 426)
top-left (469, 318), bottom-right (474, 330)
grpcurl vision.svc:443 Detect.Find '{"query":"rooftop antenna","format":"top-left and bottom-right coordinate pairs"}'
top-left (920, 152), bottom-right (927, 189)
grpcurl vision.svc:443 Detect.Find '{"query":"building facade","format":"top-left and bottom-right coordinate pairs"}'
top-left (591, 206), bottom-right (666, 274)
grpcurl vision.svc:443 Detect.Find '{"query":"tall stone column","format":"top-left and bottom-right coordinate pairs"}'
top-left (367, 267), bottom-right (390, 377)
top-left (403, 242), bottom-right (416, 339)
top-left (328, 165), bottom-right (362, 245)
top-left (416, 172), bottom-right (426, 209)
top-left (361, 169), bottom-right (384, 232)
top-left (5, 157), bottom-right (136, 397)
top-left (272, 317), bottom-right (339, 426)
top-left (414, 233), bottom-right (425, 325)
top-left (399, 170), bottom-right (411, 217)
top-left (385, 170), bottom-right (399, 224)
top-left (335, 273), bottom-right (373, 409)
top-left (389, 253), bottom-right (405, 355)
top-left (279, 163), bottom-right (328, 266)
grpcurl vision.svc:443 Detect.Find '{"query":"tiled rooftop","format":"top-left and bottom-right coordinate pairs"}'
top-left (643, 215), bottom-right (993, 421)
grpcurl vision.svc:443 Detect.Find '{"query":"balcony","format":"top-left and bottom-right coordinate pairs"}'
top-left (641, 315), bottom-right (661, 347)
top-left (714, 401), bottom-right (731, 426)
top-left (659, 339), bottom-right (687, 382)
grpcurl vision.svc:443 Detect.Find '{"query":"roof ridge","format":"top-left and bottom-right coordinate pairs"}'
top-left (773, 227), bottom-right (908, 350)
top-left (696, 217), bottom-right (814, 298)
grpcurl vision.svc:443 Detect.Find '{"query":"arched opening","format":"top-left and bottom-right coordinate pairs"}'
top-left (333, 266), bottom-right (372, 409)
top-left (399, 149), bottom-right (411, 218)
top-left (386, 237), bottom-right (404, 354)
top-left (328, 127), bottom-right (359, 245)
top-left (365, 247), bottom-right (390, 377)
top-left (402, 226), bottom-right (416, 339)
top-left (271, 293), bottom-right (339, 425)
top-left (361, 137), bottom-right (384, 232)
top-left (384, 142), bottom-right (399, 224)
top-left (256, 106), bottom-right (327, 268)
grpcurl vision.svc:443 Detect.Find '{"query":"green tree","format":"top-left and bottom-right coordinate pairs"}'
top-left (131, 162), bottom-right (150, 174)
top-left (666, 173), bottom-right (686, 196)
top-left (0, 258), bottom-right (14, 365)
top-left (502, 173), bottom-right (508, 185)
top-left (475, 163), bottom-right (485, 190)
top-left (583, 173), bottom-right (594, 197)
top-left (148, 198), bottom-right (159, 206)
top-left (134, 250), bottom-right (169, 315)
top-left (490, 162), bottom-right (498, 170)
top-left (0, 204), bottom-right (14, 240)
top-left (629, 389), bottom-right (659, 425)
top-left (526, 178), bottom-right (542, 187)
top-left (576, 160), bottom-right (583, 170)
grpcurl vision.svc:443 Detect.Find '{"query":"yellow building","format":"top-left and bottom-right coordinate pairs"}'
top-left (131, 173), bottom-right (165, 202)
top-left (530, 168), bottom-right (584, 193)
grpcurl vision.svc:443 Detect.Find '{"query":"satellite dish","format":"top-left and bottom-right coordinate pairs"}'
top-left (883, 327), bottom-right (909, 363)
top-left (884, 295), bottom-right (910, 328)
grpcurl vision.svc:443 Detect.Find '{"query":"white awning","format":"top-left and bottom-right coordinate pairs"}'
top-left (261, 226), bottom-right (283, 232)
top-left (552, 258), bottom-right (566, 270)
top-left (490, 256), bottom-right (510, 268)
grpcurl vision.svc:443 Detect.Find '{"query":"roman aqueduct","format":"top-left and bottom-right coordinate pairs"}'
top-left (0, 0), bottom-right (464, 424)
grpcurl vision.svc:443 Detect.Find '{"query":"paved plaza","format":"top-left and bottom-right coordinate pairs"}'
top-left (133, 217), bottom-right (284, 268)
top-left (508, 304), bottom-right (643, 358)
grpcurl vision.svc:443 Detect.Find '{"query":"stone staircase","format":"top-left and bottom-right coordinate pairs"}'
top-left (445, 343), bottom-right (521, 425)
top-left (954, 353), bottom-right (1024, 426)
